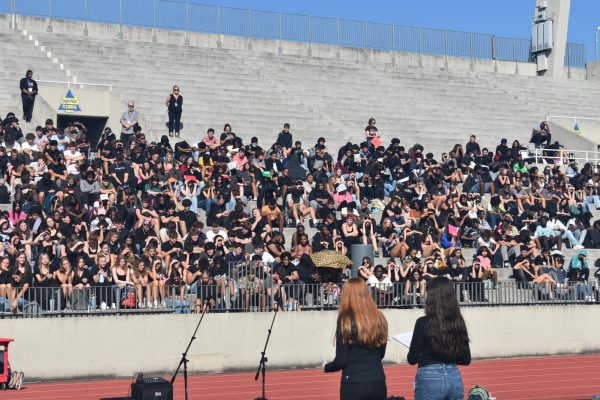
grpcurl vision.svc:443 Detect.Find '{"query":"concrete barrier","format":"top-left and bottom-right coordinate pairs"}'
top-left (4, 305), bottom-right (600, 380)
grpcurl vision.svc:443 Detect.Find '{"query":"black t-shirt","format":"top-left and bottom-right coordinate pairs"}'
top-left (178, 210), bottom-right (197, 231)
top-left (48, 162), bottom-right (66, 177)
top-left (109, 162), bottom-right (130, 183)
top-left (72, 269), bottom-right (91, 286)
top-left (133, 226), bottom-right (157, 247)
top-left (407, 316), bottom-right (471, 368)
top-left (161, 240), bottom-right (184, 254)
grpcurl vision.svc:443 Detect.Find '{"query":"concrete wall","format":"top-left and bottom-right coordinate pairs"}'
top-left (548, 120), bottom-right (600, 150)
top-left (0, 13), bottom-right (554, 79)
top-left (3, 305), bottom-right (600, 380)
top-left (34, 82), bottom-right (145, 133)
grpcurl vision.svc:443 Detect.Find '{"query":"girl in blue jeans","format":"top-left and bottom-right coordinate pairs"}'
top-left (408, 278), bottom-right (471, 400)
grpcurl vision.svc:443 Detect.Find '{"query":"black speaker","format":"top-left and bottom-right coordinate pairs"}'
top-left (131, 377), bottom-right (173, 400)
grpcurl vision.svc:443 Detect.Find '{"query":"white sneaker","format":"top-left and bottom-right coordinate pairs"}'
top-left (573, 245), bottom-right (585, 250)
top-left (111, 303), bottom-right (116, 310)
top-left (100, 301), bottom-right (107, 310)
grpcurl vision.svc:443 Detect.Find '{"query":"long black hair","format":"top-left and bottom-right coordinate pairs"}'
top-left (425, 278), bottom-right (469, 361)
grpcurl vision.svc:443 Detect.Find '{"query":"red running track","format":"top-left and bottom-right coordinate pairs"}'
top-left (2, 354), bottom-right (600, 400)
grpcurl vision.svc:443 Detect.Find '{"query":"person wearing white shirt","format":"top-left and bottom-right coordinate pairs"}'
top-left (34, 127), bottom-right (49, 150)
top-left (50, 132), bottom-right (69, 152)
top-left (63, 142), bottom-right (85, 174)
top-left (205, 224), bottom-right (229, 243)
top-left (252, 243), bottom-right (275, 264)
top-left (548, 215), bottom-right (584, 249)
top-left (367, 265), bottom-right (393, 305)
top-left (21, 133), bottom-right (41, 160)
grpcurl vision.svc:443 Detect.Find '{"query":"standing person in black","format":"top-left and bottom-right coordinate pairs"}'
top-left (323, 277), bottom-right (388, 400)
top-left (408, 277), bottom-right (471, 400)
top-left (165, 85), bottom-right (183, 137)
top-left (19, 70), bottom-right (38, 123)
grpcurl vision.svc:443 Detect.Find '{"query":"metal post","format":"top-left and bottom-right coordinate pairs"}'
top-left (470, 31), bottom-right (474, 70)
top-left (184, 0), bottom-right (190, 44)
top-left (444, 30), bottom-right (448, 56)
top-left (47, 0), bottom-right (53, 32)
top-left (418, 27), bottom-right (423, 67)
top-left (492, 35), bottom-right (496, 60)
top-left (392, 24), bottom-right (395, 51)
top-left (83, 0), bottom-right (88, 35)
top-left (248, 8), bottom-right (251, 37)
top-left (118, 0), bottom-right (123, 39)
top-left (278, 12), bottom-right (282, 53)
top-left (336, 18), bottom-right (340, 59)
top-left (11, 0), bottom-right (16, 30)
top-left (152, 0), bottom-right (157, 42)
top-left (513, 37), bottom-right (516, 61)
top-left (247, 8), bottom-right (251, 50)
top-left (365, 21), bottom-right (368, 48)
top-left (216, 5), bottom-right (221, 48)
top-left (596, 28), bottom-right (599, 61)
top-left (307, 15), bottom-right (311, 56)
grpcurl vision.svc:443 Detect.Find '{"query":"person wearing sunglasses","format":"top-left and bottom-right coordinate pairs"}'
top-left (165, 85), bottom-right (183, 137)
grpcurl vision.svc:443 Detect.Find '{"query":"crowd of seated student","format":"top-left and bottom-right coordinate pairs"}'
top-left (0, 110), bottom-right (599, 314)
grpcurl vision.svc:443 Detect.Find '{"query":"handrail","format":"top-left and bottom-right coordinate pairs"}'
top-left (37, 79), bottom-right (112, 91)
top-left (546, 115), bottom-right (600, 122)
top-left (532, 147), bottom-right (600, 164)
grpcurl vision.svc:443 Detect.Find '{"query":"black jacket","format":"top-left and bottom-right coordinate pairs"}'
top-left (325, 322), bottom-right (387, 383)
top-left (407, 316), bottom-right (471, 368)
top-left (19, 77), bottom-right (38, 96)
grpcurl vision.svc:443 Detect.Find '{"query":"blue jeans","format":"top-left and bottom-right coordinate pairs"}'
top-left (415, 364), bottom-right (464, 400)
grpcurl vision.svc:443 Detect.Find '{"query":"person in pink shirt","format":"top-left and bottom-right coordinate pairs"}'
top-left (202, 128), bottom-right (220, 150)
top-left (333, 184), bottom-right (354, 210)
top-left (231, 148), bottom-right (248, 169)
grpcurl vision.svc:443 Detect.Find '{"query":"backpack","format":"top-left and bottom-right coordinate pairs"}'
top-left (71, 288), bottom-right (90, 311)
top-left (468, 385), bottom-right (491, 400)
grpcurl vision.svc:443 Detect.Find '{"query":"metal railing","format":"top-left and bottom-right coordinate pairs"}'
top-left (0, 0), bottom-right (584, 66)
top-left (532, 147), bottom-right (600, 165)
top-left (37, 79), bottom-right (113, 91)
top-left (565, 42), bottom-right (587, 69)
top-left (1, 280), bottom-right (597, 318)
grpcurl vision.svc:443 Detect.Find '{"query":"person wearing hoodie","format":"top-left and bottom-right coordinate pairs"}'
top-left (568, 250), bottom-right (590, 281)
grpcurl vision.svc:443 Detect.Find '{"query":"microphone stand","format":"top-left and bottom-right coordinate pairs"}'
top-left (254, 307), bottom-right (278, 400)
top-left (171, 302), bottom-right (208, 400)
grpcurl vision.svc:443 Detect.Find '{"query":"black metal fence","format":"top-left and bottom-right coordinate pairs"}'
top-left (1, 279), bottom-right (597, 318)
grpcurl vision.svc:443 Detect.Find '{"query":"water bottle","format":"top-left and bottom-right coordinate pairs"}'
top-left (89, 295), bottom-right (96, 311)
top-left (99, 273), bottom-right (105, 284)
top-left (49, 298), bottom-right (55, 312)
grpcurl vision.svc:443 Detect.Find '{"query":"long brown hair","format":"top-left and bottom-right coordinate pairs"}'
top-left (337, 277), bottom-right (388, 348)
top-left (425, 278), bottom-right (469, 361)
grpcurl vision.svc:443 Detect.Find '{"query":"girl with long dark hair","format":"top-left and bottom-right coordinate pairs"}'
top-left (323, 277), bottom-right (388, 400)
top-left (408, 277), bottom-right (471, 400)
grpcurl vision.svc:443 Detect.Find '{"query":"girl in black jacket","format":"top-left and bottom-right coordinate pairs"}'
top-left (324, 277), bottom-right (388, 400)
